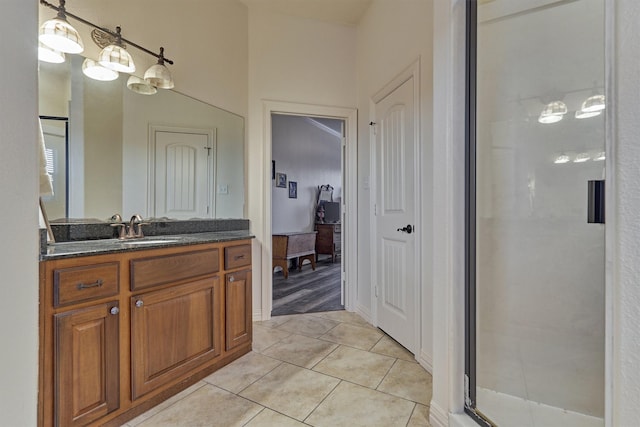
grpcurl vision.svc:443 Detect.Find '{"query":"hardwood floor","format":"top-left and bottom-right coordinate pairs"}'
top-left (272, 256), bottom-right (343, 316)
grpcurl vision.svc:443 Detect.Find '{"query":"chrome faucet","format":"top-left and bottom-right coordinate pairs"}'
top-left (110, 213), bottom-right (149, 239)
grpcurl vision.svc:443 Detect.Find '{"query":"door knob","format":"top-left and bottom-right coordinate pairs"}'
top-left (397, 224), bottom-right (413, 234)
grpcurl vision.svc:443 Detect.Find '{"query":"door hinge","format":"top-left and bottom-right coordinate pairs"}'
top-left (374, 204), bottom-right (377, 216)
top-left (374, 286), bottom-right (378, 297)
top-left (205, 146), bottom-right (211, 156)
top-left (206, 206), bottom-right (210, 214)
top-left (464, 374), bottom-right (472, 408)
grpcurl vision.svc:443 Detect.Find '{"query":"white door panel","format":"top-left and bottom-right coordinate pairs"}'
top-left (375, 76), bottom-right (416, 353)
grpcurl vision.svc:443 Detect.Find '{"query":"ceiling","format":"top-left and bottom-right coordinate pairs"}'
top-left (239, 0), bottom-right (373, 27)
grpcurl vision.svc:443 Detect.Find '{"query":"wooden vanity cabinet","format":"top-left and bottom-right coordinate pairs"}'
top-left (39, 239), bottom-right (252, 427)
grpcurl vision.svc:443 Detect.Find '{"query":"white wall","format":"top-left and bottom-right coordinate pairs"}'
top-left (0, 1), bottom-right (39, 424)
top-left (247, 6), bottom-right (357, 318)
top-left (356, 0), bottom-right (434, 367)
top-left (271, 115), bottom-right (342, 234)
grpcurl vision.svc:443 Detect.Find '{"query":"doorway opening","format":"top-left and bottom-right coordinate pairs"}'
top-left (271, 114), bottom-right (345, 316)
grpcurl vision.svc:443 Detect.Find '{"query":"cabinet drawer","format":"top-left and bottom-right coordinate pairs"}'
top-left (224, 244), bottom-right (251, 270)
top-left (54, 262), bottom-right (119, 307)
top-left (131, 248), bottom-right (219, 291)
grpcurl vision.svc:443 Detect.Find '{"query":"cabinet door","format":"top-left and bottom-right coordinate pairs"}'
top-left (54, 302), bottom-right (120, 427)
top-left (131, 277), bottom-right (222, 399)
top-left (225, 269), bottom-right (252, 351)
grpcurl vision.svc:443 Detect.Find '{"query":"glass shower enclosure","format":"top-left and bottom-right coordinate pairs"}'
top-left (466, 0), bottom-right (605, 426)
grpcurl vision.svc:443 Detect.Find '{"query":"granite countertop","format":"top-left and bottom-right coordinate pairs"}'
top-left (41, 230), bottom-right (254, 261)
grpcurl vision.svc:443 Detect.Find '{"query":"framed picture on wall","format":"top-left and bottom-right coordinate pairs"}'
top-left (289, 181), bottom-right (297, 198)
top-left (276, 172), bottom-right (287, 188)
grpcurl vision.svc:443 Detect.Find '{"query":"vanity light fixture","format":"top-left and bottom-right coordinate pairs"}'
top-left (39, 0), bottom-right (84, 54)
top-left (554, 154), bottom-right (571, 164)
top-left (98, 27), bottom-right (135, 73)
top-left (127, 76), bottom-right (158, 95)
top-left (538, 101), bottom-right (567, 124)
top-left (573, 152), bottom-right (591, 163)
top-left (143, 47), bottom-right (174, 89)
top-left (38, 43), bottom-right (66, 63)
top-left (580, 94), bottom-right (606, 113)
top-left (39, 0), bottom-right (175, 91)
top-left (575, 109), bottom-right (601, 119)
top-left (593, 151), bottom-right (606, 161)
top-left (82, 58), bottom-right (119, 81)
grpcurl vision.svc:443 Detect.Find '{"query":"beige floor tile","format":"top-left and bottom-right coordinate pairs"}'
top-left (310, 310), bottom-right (373, 328)
top-left (254, 314), bottom-right (296, 329)
top-left (312, 345), bottom-right (395, 388)
top-left (262, 333), bottom-right (338, 368)
top-left (239, 363), bottom-right (340, 421)
top-left (125, 381), bottom-right (206, 426)
top-left (277, 315), bottom-right (340, 338)
top-left (136, 384), bottom-right (263, 427)
top-left (377, 359), bottom-right (433, 405)
top-left (320, 322), bottom-right (383, 351)
top-left (371, 335), bottom-right (416, 362)
top-left (252, 324), bottom-right (292, 353)
top-left (305, 381), bottom-right (415, 427)
top-left (245, 408), bottom-right (307, 426)
top-left (407, 403), bottom-right (431, 427)
top-left (203, 352), bottom-right (281, 393)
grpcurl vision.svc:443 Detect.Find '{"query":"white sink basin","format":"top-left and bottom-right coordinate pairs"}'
top-left (122, 239), bottom-right (179, 245)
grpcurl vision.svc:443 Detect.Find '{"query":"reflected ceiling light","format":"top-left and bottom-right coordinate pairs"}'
top-left (38, 43), bottom-right (65, 63)
top-left (538, 101), bottom-right (567, 124)
top-left (127, 75), bottom-right (157, 95)
top-left (581, 94), bottom-right (606, 113)
top-left (144, 47), bottom-right (174, 89)
top-left (39, 0), bottom-right (84, 54)
top-left (593, 151), bottom-right (606, 161)
top-left (554, 154), bottom-right (570, 164)
top-left (98, 27), bottom-right (135, 73)
top-left (575, 109), bottom-right (601, 119)
top-left (573, 152), bottom-right (591, 163)
top-left (82, 58), bottom-right (119, 81)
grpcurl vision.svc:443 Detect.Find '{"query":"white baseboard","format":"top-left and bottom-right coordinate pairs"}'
top-left (354, 303), bottom-right (372, 323)
top-left (429, 402), bottom-right (449, 427)
top-left (418, 350), bottom-right (433, 374)
top-left (252, 310), bottom-right (263, 322)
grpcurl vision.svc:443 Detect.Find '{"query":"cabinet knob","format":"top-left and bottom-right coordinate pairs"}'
top-left (135, 300), bottom-right (144, 308)
top-left (110, 306), bottom-right (119, 315)
top-left (229, 276), bottom-right (235, 282)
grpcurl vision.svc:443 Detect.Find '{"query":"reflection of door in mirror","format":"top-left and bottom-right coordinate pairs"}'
top-left (39, 116), bottom-right (68, 220)
top-left (150, 127), bottom-right (216, 219)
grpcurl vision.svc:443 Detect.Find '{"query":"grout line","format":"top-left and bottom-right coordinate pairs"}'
top-left (241, 406), bottom-right (267, 426)
top-left (405, 402), bottom-right (418, 427)
top-left (302, 379), bottom-right (343, 424)
top-left (375, 358), bottom-right (399, 390)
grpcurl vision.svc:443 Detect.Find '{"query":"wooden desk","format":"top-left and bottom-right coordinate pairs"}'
top-left (272, 232), bottom-right (317, 279)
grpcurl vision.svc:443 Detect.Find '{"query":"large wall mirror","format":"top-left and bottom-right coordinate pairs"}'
top-left (38, 57), bottom-right (245, 222)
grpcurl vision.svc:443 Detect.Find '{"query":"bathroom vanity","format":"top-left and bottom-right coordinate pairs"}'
top-left (38, 231), bottom-right (252, 427)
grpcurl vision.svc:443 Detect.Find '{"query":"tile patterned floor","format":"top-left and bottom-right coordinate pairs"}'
top-left (122, 311), bottom-right (432, 427)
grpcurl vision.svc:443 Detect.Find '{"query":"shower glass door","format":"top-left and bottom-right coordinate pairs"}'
top-left (468, 0), bottom-right (605, 426)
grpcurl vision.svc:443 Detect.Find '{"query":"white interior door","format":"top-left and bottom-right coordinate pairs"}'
top-left (153, 130), bottom-right (213, 219)
top-left (374, 76), bottom-right (417, 353)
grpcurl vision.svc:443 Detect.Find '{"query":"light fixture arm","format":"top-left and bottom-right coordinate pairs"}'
top-left (39, 0), bottom-right (174, 65)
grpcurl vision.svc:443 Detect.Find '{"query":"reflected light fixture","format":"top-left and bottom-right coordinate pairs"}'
top-left (538, 101), bottom-right (567, 124)
top-left (144, 47), bottom-right (174, 89)
top-left (39, 0), bottom-right (84, 54)
top-left (38, 43), bottom-right (65, 63)
top-left (82, 58), bottom-right (119, 81)
top-left (573, 152), bottom-right (591, 163)
top-left (581, 94), bottom-right (606, 113)
top-left (98, 27), bottom-right (135, 73)
top-left (593, 151), bottom-right (606, 161)
top-left (127, 75), bottom-right (157, 95)
top-left (554, 154), bottom-right (571, 164)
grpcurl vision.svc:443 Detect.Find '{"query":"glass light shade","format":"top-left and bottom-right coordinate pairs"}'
top-left (38, 43), bottom-right (65, 64)
top-left (82, 58), bottom-right (119, 81)
top-left (98, 44), bottom-right (135, 73)
top-left (39, 18), bottom-right (84, 54)
top-left (538, 101), bottom-right (567, 124)
top-left (144, 63), bottom-right (174, 89)
top-left (581, 94), bottom-right (606, 113)
top-left (554, 155), bottom-right (570, 164)
top-left (127, 75), bottom-right (157, 95)
top-left (573, 152), bottom-right (591, 163)
top-left (593, 151), bottom-right (606, 161)
top-left (575, 109), bottom-right (601, 119)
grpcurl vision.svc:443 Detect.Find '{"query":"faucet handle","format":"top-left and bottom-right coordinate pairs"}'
top-left (136, 222), bottom-right (151, 238)
top-left (110, 223), bottom-right (126, 239)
